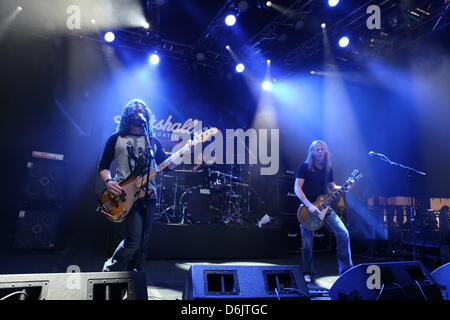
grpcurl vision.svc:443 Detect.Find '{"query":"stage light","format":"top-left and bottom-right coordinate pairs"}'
top-left (257, 0), bottom-right (271, 10)
top-left (321, 23), bottom-right (327, 29)
top-left (225, 14), bottom-right (237, 26)
top-left (225, 45), bottom-right (231, 50)
top-left (267, 59), bottom-right (271, 65)
top-left (149, 53), bottom-right (160, 65)
top-left (294, 20), bottom-right (305, 30)
top-left (143, 22), bottom-right (150, 29)
top-left (196, 52), bottom-right (205, 61)
top-left (238, 1), bottom-right (249, 13)
top-left (104, 32), bottom-right (115, 43)
top-left (16, 6), bottom-right (23, 12)
top-left (328, 0), bottom-right (340, 7)
top-left (235, 63), bottom-right (245, 73)
top-left (338, 36), bottom-right (349, 48)
top-left (262, 80), bottom-right (273, 91)
top-left (310, 70), bottom-right (316, 74)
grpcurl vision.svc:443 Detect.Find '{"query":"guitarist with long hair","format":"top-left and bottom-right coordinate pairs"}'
top-left (98, 99), bottom-right (173, 273)
top-left (294, 140), bottom-right (354, 283)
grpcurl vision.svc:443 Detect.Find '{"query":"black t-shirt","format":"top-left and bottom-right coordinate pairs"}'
top-left (295, 162), bottom-right (334, 203)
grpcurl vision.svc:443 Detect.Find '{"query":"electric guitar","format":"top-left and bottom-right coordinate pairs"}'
top-left (297, 169), bottom-right (363, 231)
top-left (98, 127), bottom-right (218, 222)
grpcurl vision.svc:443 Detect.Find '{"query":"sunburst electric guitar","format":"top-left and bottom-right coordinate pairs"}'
top-left (98, 127), bottom-right (218, 222)
top-left (297, 169), bottom-right (363, 231)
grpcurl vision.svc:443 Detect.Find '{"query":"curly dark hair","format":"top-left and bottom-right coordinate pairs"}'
top-left (117, 99), bottom-right (153, 136)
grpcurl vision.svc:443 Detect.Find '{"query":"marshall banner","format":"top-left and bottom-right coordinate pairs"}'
top-left (112, 112), bottom-right (280, 176)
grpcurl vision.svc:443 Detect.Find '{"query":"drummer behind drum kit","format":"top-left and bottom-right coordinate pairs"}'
top-left (155, 164), bottom-right (255, 225)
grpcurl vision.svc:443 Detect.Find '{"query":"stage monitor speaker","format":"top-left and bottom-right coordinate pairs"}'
top-left (0, 271), bottom-right (148, 300)
top-left (182, 265), bottom-right (309, 300)
top-left (329, 261), bottom-right (443, 300)
top-left (431, 262), bottom-right (450, 300)
top-left (14, 207), bottom-right (60, 249)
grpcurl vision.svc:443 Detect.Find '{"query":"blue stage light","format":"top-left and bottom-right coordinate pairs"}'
top-left (149, 53), bottom-right (160, 65)
top-left (338, 36), bottom-right (350, 48)
top-left (104, 32), bottom-right (115, 43)
top-left (328, 0), bottom-right (340, 7)
top-left (262, 80), bottom-right (272, 91)
top-left (225, 14), bottom-right (237, 26)
top-left (235, 63), bottom-right (245, 73)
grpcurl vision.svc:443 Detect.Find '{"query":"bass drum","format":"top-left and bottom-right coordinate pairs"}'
top-left (180, 186), bottom-right (225, 224)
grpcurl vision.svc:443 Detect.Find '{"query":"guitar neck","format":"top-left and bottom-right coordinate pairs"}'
top-left (136, 142), bottom-right (191, 188)
top-left (134, 128), bottom-right (218, 189)
top-left (318, 182), bottom-right (349, 210)
top-left (157, 142), bottom-right (191, 172)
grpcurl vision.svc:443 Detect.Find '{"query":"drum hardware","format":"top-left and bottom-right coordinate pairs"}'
top-left (154, 164), bottom-right (261, 226)
top-left (155, 173), bottom-right (185, 223)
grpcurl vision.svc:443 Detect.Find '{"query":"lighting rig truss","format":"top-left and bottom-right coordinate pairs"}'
top-left (281, 0), bottom-right (450, 68)
top-left (241, 0), bottom-right (318, 62)
top-left (197, 0), bottom-right (239, 49)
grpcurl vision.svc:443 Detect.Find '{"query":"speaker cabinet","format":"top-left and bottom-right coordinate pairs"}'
top-left (183, 265), bottom-right (309, 300)
top-left (23, 159), bottom-right (65, 204)
top-left (14, 207), bottom-right (60, 249)
top-left (276, 177), bottom-right (298, 215)
top-left (329, 261), bottom-right (443, 300)
top-left (0, 272), bottom-right (148, 300)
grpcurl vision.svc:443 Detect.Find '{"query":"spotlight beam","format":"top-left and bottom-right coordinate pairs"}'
top-left (0, 7), bottom-right (22, 41)
top-left (226, 45), bottom-right (246, 73)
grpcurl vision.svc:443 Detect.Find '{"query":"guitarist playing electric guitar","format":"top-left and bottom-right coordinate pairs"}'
top-left (98, 99), bottom-right (177, 273)
top-left (294, 140), bottom-right (355, 283)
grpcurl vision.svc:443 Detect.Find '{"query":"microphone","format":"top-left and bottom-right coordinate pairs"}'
top-left (135, 114), bottom-right (148, 128)
top-left (137, 113), bottom-right (147, 123)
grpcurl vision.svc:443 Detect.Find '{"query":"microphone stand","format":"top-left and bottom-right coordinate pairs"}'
top-left (371, 152), bottom-right (426, 261)
top-left (142, 122), bottom-right (155, 210)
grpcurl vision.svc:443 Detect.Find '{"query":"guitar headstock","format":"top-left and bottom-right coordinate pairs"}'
top-left (350, 169), bottom-right (363, 182)
top-left (342, 169), bottom-right (363, 191)
top-left (192, 127), bottom-right (218, 144)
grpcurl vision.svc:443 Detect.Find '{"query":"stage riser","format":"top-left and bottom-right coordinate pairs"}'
top-left (147, 224), bottom-right (288, 260)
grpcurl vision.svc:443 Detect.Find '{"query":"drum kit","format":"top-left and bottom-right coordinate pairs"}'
top-left (154, 164), bottom-right (255, 225)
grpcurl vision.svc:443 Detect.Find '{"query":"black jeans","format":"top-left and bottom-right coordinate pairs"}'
top-left (103, 198), bottom-right (156, 272)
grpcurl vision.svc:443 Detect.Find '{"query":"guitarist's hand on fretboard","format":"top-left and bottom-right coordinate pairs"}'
top-left (342, 179), bottom-right (356, 192)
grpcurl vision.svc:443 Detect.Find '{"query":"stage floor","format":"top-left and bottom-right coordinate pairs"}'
top-left (1, 231), bottom-right (438, 300)
top-left (0, 246), bottom-right (375, 300)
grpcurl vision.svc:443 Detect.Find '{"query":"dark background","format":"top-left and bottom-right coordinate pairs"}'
top-left (0, 0), bottom-right (449, 251)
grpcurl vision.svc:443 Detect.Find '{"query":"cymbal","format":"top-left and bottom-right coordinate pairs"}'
top-left (173, 169), bottom-right (205, 173)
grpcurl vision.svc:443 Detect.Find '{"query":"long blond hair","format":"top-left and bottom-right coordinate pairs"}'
top-left (305, 140), bottom-right (331, 172)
